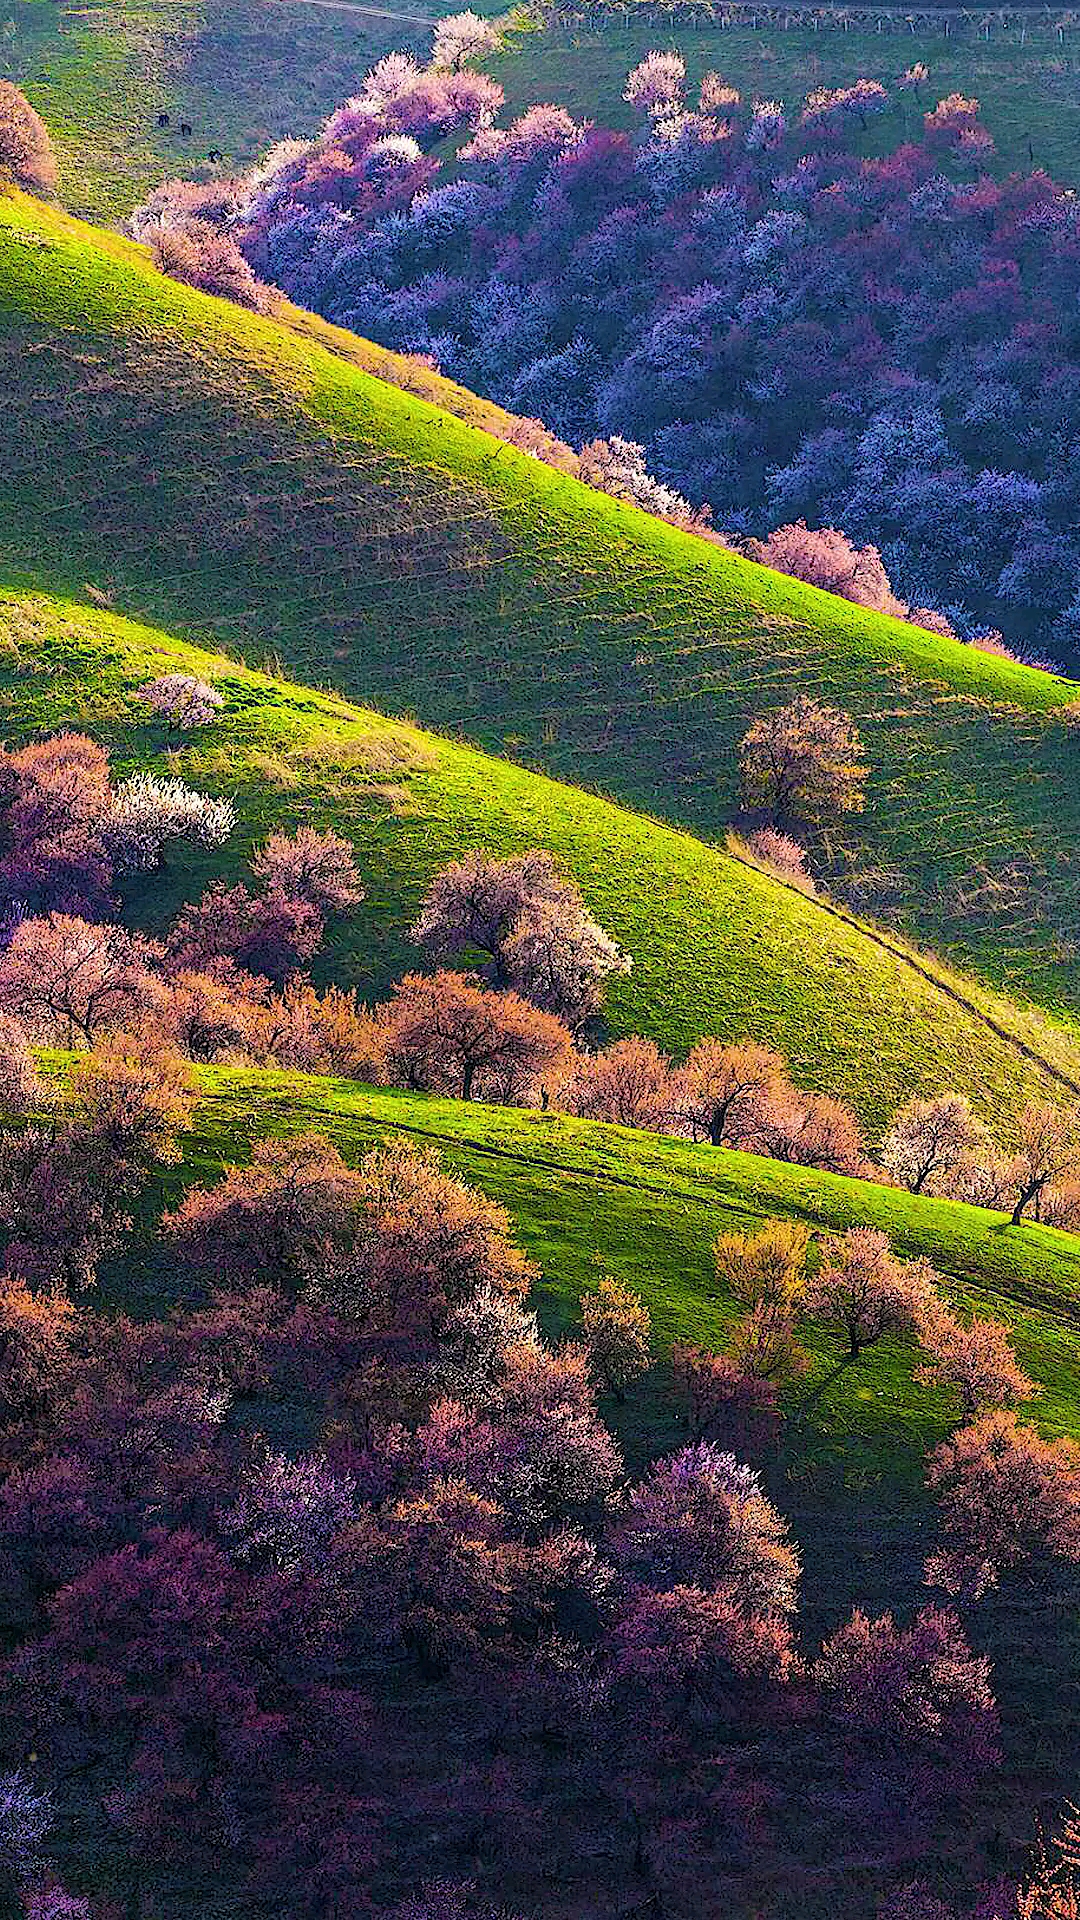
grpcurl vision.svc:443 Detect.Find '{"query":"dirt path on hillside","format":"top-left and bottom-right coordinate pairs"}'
top-left (725, 848), bottom-right (1080, 1100)
top-left (262, 0), bottom-right (435, 23)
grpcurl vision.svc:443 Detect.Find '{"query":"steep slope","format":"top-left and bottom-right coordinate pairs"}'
top-left (8, 583), bottom-right (1080, 1132)
top-left (4, 189), bottom-right (1080, 1021)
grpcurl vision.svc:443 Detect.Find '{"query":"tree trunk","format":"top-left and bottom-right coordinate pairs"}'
top-left (1011, 1184), bottom-right (1037, 1226)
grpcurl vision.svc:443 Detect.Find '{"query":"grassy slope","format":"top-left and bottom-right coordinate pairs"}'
top-left (5, 191), bottom-right (1080, 1026)
top-left (488, 15), bottom-right (1080, 184)
top-left (12, 583), bottom-right (1080, 1131)
top-left (0, 0), bottom-right (447, 221)
top-left (178, 1065), bottom-right (1080, 1467)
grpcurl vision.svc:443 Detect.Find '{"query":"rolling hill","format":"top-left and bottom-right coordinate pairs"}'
top-left (9, 582), bottom-right (1080, 1132)
top-left (4, 186), bottom-right (1080, 1034)
top-left (485, 11), bottom-right (1080, 186)
top-left (4, 151), bottom-right (1080, 1916)
top-left (176, 1064), bottom-right (1080, 1464)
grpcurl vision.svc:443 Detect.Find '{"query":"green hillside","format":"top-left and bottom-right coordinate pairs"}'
top-left (11, 582), bottom-right (1080, 1131)
top-left (178, 1065), bottom-right (1080, 1467)
top-left (0, 0), bottom-right (447, 221)
top-left (4, 187), bottom-right (1080, 1032)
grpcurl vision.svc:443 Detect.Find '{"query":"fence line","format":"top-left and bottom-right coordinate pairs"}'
top-left (552, 1), bottom-right (1080, 38)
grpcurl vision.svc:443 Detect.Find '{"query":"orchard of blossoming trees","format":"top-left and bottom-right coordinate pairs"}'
top-left (133, 40), bottom-right (1080, 659)
top-left (4, 722), bottom-right (1080, 1912)
top-left (0, 1033), bottom-right (1078, 1918)
top-left (0, 1038), bottom-right (1077, 1920)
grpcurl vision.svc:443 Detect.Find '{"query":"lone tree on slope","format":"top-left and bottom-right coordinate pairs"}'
top-left (738, 695), bottom-right (867, 829)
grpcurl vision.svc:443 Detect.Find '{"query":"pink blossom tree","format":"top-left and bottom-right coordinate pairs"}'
top-left (372, 969), bottom-right (573, 1102)
top-left (752, 522), bottom-right (907, 617)
top-left (561, 1035), bottom-right (674, 1130)
top-left (813, 1604), bottom-right (999, 1784)
top-left (609, 1440), bottom-right (800, 1616)
top-left (882, 1095), bottom-right (989, 1196)
top-left (672, 1038), bottom-right (788, 1149)
top-left (924, 1409), bottom-right (1080, 1597)
top-left (806, 1228), bottom-right (934, 1358)
top-left (0, 914), bottom-right (158, 1045)
top-left (739, 696), bottom-right (867, 829)
top-left (915, 1303), bottom-right (1038, 1416)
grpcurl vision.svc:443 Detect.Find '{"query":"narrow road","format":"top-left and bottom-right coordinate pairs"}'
top-left (262, 0), bottom-right (436, 22)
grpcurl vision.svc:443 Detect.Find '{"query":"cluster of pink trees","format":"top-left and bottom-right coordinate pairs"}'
top-left (0, 730), bottom-right (233, 918)
top-left (883, 1093), bottom-right (1080, 1227)
top-left (137, 671), bottom-right (224, 729)
top-left (693, 1214), bottom-right (1040, 1431)
top-left (0, 723), bottom-right (372, 1070)
top-left (0, 1082), bottom-right (1025, 1917)
top-left (7, 732), bottom-right (1080, 1230)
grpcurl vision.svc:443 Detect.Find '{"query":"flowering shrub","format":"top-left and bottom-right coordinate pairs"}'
top-left (137, 672), bottom-right (225, 729)
top-left (430, 10), bottom-right (500, 72)
top-left (747, 521), bottom-right (906, 618)
top-left (0, 1771), bottom-right (52, 1880)
top-left (102, 774), bottom-right (236, 873)
top-left (147, 217), bottom-right (276, 313)
top-left (741, 827), bottom-right (814, 891)
top-left (580, 1274), bottom-right (651, 1396)
top-left (610, 1440), bottom-right (800, 1615)
top-left (0, 84), bottom-right (56, 194)
top-left (250, 826), bottom-right (364, 916)
top-left (814, 1605), bottom-right (999, 1784)
top-left (223, 1449), bottom-right (357, 1571)
top-left (925, 1410), bottom-right (1080, 1597)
